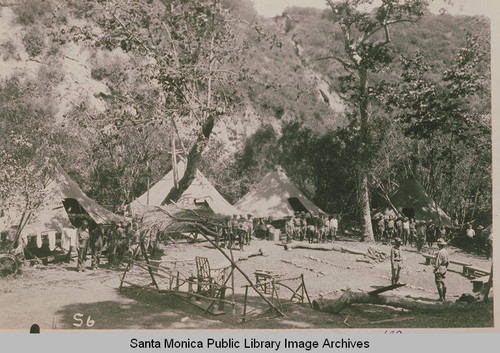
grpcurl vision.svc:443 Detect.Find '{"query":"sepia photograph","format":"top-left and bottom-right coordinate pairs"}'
top-left (0, 0), bottom-right (493, 331)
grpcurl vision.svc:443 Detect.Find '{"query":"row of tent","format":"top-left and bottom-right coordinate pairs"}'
top-left (129, 160), bottom-right (323, 218)
top-left (1, 159), bottom-right (452, 238)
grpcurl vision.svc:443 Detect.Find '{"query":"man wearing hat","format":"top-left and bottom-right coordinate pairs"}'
top-left (390, 238), bottom-right (403, 285)
top-left (434, 238), bottom-right (449, 301)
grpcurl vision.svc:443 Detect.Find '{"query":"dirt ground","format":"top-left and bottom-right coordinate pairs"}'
top-left (0, 238), bottom-right (494, 331)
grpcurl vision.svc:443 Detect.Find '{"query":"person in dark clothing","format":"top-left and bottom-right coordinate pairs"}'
top-left (106, 222), bottom-right (118, 266)
top-left (115, 222), bottom-right (128, 264)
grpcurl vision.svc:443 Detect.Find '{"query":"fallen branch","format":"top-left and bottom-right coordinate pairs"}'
top-left (281, 242), bottom-right (388, 260)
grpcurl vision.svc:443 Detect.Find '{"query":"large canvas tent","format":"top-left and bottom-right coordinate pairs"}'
top-left (235, 167), bottom-right (323, 219)
top-left (4, 162), bottom-right (124, 236)
top-left (373, 178), bottom-right (452, 226)
top-left (130, 159), bottom-right (240, 216)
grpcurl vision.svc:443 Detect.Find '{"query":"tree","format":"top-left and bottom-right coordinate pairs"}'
top-left (61, 0), bottom-right (243, 205)
top-left (386, 32), bottom-right (491, 225)
top-left (324, 0), bottom-right (428, 241)
top-left (0, 77), bottom-right (57, 242)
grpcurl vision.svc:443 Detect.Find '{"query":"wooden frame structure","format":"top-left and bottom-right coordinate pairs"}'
top-left (119, 241), bottom-right (234, 316)
top-left (241, 273), bottom-right (312, 323)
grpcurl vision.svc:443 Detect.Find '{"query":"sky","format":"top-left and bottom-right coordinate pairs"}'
top-left (249, 0), bottom-right (494, 18)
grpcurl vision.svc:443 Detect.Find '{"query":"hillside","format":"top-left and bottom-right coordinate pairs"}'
top-left (0, 0), bottom-right (491, 218)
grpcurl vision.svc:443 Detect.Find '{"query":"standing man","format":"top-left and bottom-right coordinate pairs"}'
top-left (299, 212), bottom-right (307, 241)
top-left (116, 222), bottom-right (128, 264)
top-left (285, 216), bottom-right (294, 244)
top-left (386, 217), bottom-right (395, 244)
top-left (293, 212), bottom-right (301, 241)
top-left (237, 216), bottom-right (246, 251)
top-left (416, 221), bottom-right (426, 252)
top-left (395, 217), bottom-right (403, 240)
top-left (329, 214), bottom-right (339, 241)
top-left (402, 217), bottom-right (410, 246)
top-left (77, 220), bottom-right (90, 272)
top-left (434, 238), bottom-right (449, 301)
top-left (427, 221), bottom-right (435, 248)
top-left (390, 238), bottom-right (403, 285)
top-left (90, 224), bottom-right (104, 270)
top-left (409, 219), bottom-right (417, 247)
top-left (246, 214), bottom-right (254, 245)
top-left (106, 222), bottom-right (118, 266)
top-left (376, 217), bottom-right (385, 242)
top-left (465, 223), bottom-right (475, 252)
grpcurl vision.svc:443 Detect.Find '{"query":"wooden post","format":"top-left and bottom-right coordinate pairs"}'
top-left (176, 271), bottom-right (180, 291)
top-left (119, 245), bottom-right (141, 292)
top-left (229, 248), bottom-right (236, 318)
top-left (301, 274), bottom-right (312, 308)
top-left (301, 274), bottom-right (305, 304)
top-left (140, 239), bottom-right (159, 290)
top-left (242, 285), bottom-right (249, 323)
top-left (483, 264), bottom-right (493, 302)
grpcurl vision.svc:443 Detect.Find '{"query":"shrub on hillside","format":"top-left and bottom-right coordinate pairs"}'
top-left (22, 31), bottom-right (44, 57)
top-left (14, 0), bottom-right (51, 25)
top-left (1, 40), bottom-right (21, 61)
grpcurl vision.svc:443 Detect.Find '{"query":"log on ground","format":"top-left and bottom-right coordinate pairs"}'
top-left (313, 290), bottom-right (470, 314)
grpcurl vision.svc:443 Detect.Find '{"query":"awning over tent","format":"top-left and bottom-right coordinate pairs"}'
top-left (130, 160), bottom-right (240, 216)
top-left (10, 162), bottom-right (124, 236)
top-left (373, 178), bottom-right (452, 226)
top-left (235, 167), bottom-right (323, 219)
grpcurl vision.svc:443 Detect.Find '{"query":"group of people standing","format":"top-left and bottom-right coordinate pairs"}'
top-left (216, 214), bottom-right (254, 251)
top-left (284, 212), bottom-right (339, 244)
top-left (376, 216), bottom-right (447, 251)
top-left (213, 212), bottom-right (340, 250)
top-left (73, 219), bottom-right (154, 272)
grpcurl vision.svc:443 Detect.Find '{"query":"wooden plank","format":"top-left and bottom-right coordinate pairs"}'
top-left (471, 275), bottom-right (490, 283)
top-left (368, 283), bottom-right (406, 295)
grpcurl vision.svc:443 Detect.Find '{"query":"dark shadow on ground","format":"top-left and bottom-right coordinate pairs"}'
top-left (53, 284), bottom-right (494, 330)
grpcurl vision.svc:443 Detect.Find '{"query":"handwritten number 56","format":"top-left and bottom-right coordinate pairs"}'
top-left (73, 313), bottom-right (95, 328)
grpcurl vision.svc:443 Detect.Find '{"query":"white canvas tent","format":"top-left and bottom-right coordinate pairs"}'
top-left (235, 167), bottom-right (323, 218)
top-left (373, 178), bottom-right (452, 226)
top-left (130, 160), bottom-right (240, 216)
top-left (5, 162), bottom-right (124, 237)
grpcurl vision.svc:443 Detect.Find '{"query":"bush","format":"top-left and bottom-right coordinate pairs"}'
top-left (1, 41), bottom-right (21, 61)
top-left (14, 0), bottom-right (51, 25)
top-left (22, 31), bottom-right (44, 57)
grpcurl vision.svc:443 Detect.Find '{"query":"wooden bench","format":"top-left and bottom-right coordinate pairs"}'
top-left (471, 275), bottom-right (491, 293)
top-left (464, 265), bottom-right (490, 279)
top-left (422, 254), bottom-right (472, 275)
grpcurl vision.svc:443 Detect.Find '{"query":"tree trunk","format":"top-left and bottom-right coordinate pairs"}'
top-left (360, 172), bottom-right (374, 241)
top-left (161, 113), bottom-right (216, 205)
top-left (358, 68), bottom-right (375, 241)
top-left (313, 290), bottom-right (469, 314)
